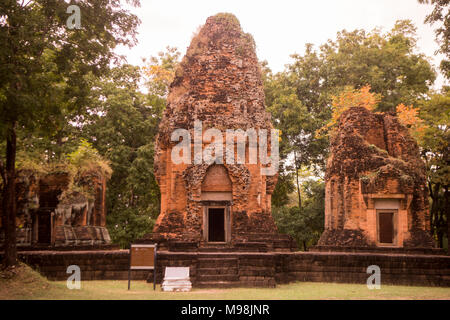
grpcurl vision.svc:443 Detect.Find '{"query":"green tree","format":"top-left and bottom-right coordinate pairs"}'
top-left (83, 65), bottom-right (158, 248)
top-left (263, 61), bottom-right (328, 208)
top-left (416, 89), bottom-right (450, 250)
top-left (84, 46), bottom-right (181, 247)
top-left (273, 179), bottom-right (325, 251)
top-left (266, 21), bottom-right (435, 207)
top-left (419, 0), bottom-right (450, 79)
top-left (144, 46), bottom-right (181, 98)
top-left (0, 0), bottom-right (140, 266)
top-left (292, 21), bottom-right (435, 113)
top-left (271, 167), bottom-right (296, 208)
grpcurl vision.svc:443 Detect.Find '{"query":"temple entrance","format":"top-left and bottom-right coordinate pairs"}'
top-left (208, 208), bottom-right (225, 242)
top-left (37, 210), bottom-right (52, 244)
top-left (378, 211), bottom-right (395, 244)
top-left (200, 165), bottom-right (232, 243)
top-left (203, 206), bottom-right (230, 243)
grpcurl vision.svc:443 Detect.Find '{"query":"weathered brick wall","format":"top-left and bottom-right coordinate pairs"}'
top-left (238, 254), bottom-right (276, 287)
top-left (2, 250), bottom-right (449, 287)
top-left (15, 250), bottom-right (147, 281)
top-left (276, 252), bottom-right (450, 287)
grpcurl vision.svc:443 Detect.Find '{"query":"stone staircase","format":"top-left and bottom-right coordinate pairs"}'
top-left (195, 254), bottom-right (240, 288)
top-left (198, 243), bottom-right (235, 253)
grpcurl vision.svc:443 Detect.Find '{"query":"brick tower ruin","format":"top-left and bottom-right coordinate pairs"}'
top-left (0, 168), bottom-right (111, 247)
top-left (145, 13), bottom-right (294, 251)
top-left (317, 106), bottom-right (435, 250)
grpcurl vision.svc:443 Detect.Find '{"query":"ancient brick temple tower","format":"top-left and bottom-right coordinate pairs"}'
top-left (0, 169), bottom-right (111, 247)
top-left (317, 106), bottom-right (435, 249)
top-left (145, 13), bottom-right (294, 251)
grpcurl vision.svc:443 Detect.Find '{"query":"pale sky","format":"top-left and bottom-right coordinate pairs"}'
top-left (116, 0), bottom-right (447, 88)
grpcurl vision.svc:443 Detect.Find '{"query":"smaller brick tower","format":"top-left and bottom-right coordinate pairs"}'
top-left (318, 106), bottom-right (435, 249)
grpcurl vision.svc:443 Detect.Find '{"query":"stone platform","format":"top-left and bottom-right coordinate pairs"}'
top-left (312, 245), bottom-right (446, 255)
top-left (0, 243), bottom-right (120, 252)
top-left (2, 249), bottom-right (449, 287)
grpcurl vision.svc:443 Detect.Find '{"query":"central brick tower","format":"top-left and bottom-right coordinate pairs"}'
top-left (144, 13), bottom-right (294, 252)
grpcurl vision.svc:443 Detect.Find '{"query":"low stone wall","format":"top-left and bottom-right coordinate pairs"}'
top-left (312, 245), bottom-right (446, 255)
top-left (275, 252), bottom-right (450, 287)
top-left (0, 244), bottom-right (120, 252)
top-left (1, 250), bottom-right (449, 287)
top-left (14, 250), bottom-right (148, 281)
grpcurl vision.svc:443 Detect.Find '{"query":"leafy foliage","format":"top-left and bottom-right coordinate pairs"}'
top-left (83, 65), bottom-right (158, 247)
top-left (273, 179), bottom-right (325, 250)
top-left (143, 46), bottom-right (181, 98)
top-left (317, 86), bottom-right (381, 137)
top-left (67, 139), bottom-right (112, 178)
top-left (0, 0), bottom-right (141, 265)
top-left (396, 103), bottom-right (428, 141)
top-left (84, 48), bottom-right (180, 247)
top-left (415, 89), bottom-right (450, 248)
top-left (419, 0), bottom-right (450, 79)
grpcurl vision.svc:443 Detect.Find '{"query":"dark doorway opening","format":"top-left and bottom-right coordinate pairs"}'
top-left (208, 208), bottom-right (225, 242)
top-left (378, 212), bottom-right (394, 244)
top-left (37, 210), bottom-right (52, 244)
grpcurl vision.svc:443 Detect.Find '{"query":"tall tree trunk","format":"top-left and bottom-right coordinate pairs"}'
top-left (445, 186), bottom-right (449, 255)
top-left (428, 181), bottom-right (440, 245)
top-left (294, 151), bottom-right (302, 208)
top-left (2, 122), bottom-right (17, 266)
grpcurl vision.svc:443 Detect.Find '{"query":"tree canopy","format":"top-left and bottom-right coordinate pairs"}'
top-left (0, 0), bottom-right (141, 265)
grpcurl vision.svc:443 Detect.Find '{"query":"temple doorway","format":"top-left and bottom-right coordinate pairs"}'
top-left (203, 206), bottom-right (231, 243)
top-left (37, 210), bottom-right (52, 244)
top-left (208, 208), bottom-right (225, 242)
top-left (378, 211), bottom-right (395, 245)
top-left (200, 165), bottom-right (233, 243)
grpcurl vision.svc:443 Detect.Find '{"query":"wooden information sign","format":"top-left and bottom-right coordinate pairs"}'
top-left (128, 244), bottom-right (157, 290)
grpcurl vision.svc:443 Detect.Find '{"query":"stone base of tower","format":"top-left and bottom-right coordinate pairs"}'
top-left (137, 232), bottom-right (298, 253)
top-left (314, 228), bottom-right (441, 255)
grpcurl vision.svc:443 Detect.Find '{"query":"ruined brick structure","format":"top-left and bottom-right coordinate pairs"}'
top-left (0, 168), bottom-right (110, 247)
top-left (145, 14), bottom-right (294, 251)
top-left (318, 106), bottom-right (435, 249)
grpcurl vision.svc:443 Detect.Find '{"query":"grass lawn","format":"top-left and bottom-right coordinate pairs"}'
top-left (1, 263), bottom-right (449, 300)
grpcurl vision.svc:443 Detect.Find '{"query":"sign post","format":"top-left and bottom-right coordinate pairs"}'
top-left (128, 243), bottom-right (157, 290)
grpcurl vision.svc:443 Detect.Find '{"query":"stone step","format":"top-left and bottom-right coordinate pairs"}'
top-left (197, 253), bottom-right (239, 259)
top-left (198, 246), bottom-right (234, 252)
top-left (195, 281), bottom-right (241, 289)
top-left (232, 242), bottom-right (269, 252)
top-left (197, 258), bottom-right (238, 268)
top-left (196, 267), bottom-right (239, 275)
top-left (196, 274), bottom-right (240, 282)
top-left (198, 243), bottom-right (272, 252)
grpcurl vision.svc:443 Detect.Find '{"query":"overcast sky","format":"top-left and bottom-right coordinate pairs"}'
top-left (116, 0), bottom-right (447, 88)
